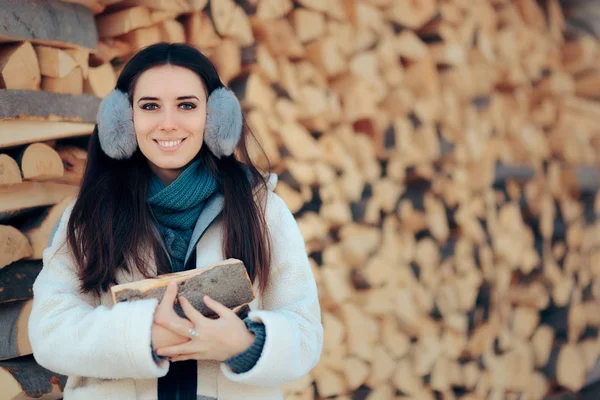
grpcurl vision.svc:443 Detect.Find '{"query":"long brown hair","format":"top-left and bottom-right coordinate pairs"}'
top-left (67, 43), bottom-right (271, 296)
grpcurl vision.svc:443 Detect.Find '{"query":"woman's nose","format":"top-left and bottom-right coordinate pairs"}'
top-left (159, 109), bottom-right (178, 131)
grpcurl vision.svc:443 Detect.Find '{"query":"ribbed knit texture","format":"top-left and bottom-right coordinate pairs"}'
top-left (225, 319), bottom-right (267, 373)
top-left (147, 160), bottom-right (217, 272)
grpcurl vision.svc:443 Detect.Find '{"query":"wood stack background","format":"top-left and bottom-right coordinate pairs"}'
top-left (0, 0), bottom-right (599, 399)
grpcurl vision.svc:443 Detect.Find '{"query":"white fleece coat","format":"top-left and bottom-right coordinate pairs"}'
top-left (28, 185), bottom-right (323, 400)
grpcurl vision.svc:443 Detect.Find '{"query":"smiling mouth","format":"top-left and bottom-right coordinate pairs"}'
top-left (153, 138), bottom-right (186, 150)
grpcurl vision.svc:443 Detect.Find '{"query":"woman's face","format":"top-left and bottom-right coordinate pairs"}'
top-left (132, 64), bottom-right (207, 184)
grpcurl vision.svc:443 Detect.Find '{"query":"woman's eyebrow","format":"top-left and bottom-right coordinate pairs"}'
top-left (176, 96), bottom-right (200, 101)
top-left (137, 95), bottom-right (200, 103)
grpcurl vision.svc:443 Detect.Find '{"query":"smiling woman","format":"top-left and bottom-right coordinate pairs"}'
top-left (27, 43), bottom-right (323, 400)
top-left (133, 65), bottom-right (208, 184)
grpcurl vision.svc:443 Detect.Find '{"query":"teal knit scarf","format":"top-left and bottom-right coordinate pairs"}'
top-left (147, 160), bottom-right (218, 272)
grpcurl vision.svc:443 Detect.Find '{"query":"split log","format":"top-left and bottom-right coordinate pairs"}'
top-left (111, 259), bottom-right (255, 319)
top-left (0, 90), bottom-right (101, 124)
top-left (185, 11), bottom-right (222, 50)
top-left (0, 355), bottom-right (66, 400)
top-left (0, 0), bottom-right (97, 50)
top-left (84, 63), bottom-right (117, 97)
top-left (0, 299), bottom-right (33, 360)
top-left (21, 197), bottom-right (74, 260)
top-left (0, 121), bottom-right (94, 148)
top-left (96, 6), bottom-right (153, 38)
top-left (41, 67), bottom-right (84, 95)
top-left (0, 261), bottom-right (42, 304)
top-left (0, 155), bottom-right (22, 186)
top-left (0, 42), bottom-right (41, 90)
top-left (0, 226), bottom-right (32, 270)
top-left (119, 25), bottom-right (162, 53)
top-left (34, 46), bottom-right (78, 79)
top-left (17, 143), bottom-right (65, 182)
top-left (0, 181), bottom-right (78, 222)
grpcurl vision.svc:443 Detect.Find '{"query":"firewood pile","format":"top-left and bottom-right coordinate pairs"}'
top-left (0, 0), bottom-right (599, 399)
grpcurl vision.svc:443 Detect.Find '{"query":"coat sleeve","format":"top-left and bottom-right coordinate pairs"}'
top-left (28, 202), bottom-right (170, 379)
top-left (220, 192), bottom-right (324, 386)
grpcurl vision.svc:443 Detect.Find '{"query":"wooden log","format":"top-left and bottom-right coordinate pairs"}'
top-left (34, 45), bottom-right (78, 79)
top-left (111, 259), bottom-right (255, 319)
top-left (209, 1), bottom-right (255, 47)
top-left (159, 20), bottom-right (186, 43)
top-left (61, 0), bottom-right (106, 14)
top-left (0, 355), bottom-right (66, 400)
top-left (0, 121), bottom-right (93, 149)
top-left (252, 18), bottom-right (305, 59)
top-left (21, 197), bottom-right (74, 260)
top-left (117, 0), bottom-right (191, 12)
top-left (0, 42), bottom-right (41, 90)
top-left (185, 11), bottom-right (222, 50)
top-left (17, 143), bottom-right (65, 182)
top-left (292, 8), bottom-right (326, 44)
top-left (210, 39), bottom-right (242, 85)
top-left (0, 226), bottom-right (32, 270)
top-left (542, 343), bottom-right (587, 392)
top-left (0, 261), bottom-right (42, 304)
top-left (386, 0), bottom-right (437, 30)
top-left (50, 146), bottom-right (87, 186)
top-left (0, 0), bottom-right (97, 51)
top-left (0, 154), bottom-right (22, 186)
top-left (0, 182), bottom-right (79, 222)
top-left (0, 299), bottom-right (33, 360)
top-left (96, 6), bottom-right (153, 38)
top-left (41, 66), bottom-right (83, 95)
top-left (0, 90), bottom-right (101, 124)
top-left (119, 25), bottom-right (162, 53)
top-left (84, 63), bottom-right (117, 98)
top-left (91, 39), bottom-right (132, 64)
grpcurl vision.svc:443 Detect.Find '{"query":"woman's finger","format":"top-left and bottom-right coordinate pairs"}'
top-left (158, 281), bottom-right (178, 310)
top-left (178, 296), bottom-right (208, 326)
top-left (156, 341), bottom-right (198, 357)
top-left (157, 316), bottom-right (195, 339)
top-left (203, 295), bottom-right (234, 319)
top-left (169, 353), bottom-right (205, 362)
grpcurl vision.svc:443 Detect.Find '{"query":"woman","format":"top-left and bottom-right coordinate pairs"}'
top-left (28, 42), bottom-right (323, 400)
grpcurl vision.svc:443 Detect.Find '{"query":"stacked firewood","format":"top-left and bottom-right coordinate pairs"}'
top-left (0, 0), bottom-right (599, 399)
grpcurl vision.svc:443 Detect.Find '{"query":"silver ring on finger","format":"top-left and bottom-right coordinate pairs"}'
top-left (188, 327), bottom-right (199, 338)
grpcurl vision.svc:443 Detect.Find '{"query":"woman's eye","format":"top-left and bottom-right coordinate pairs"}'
top-left (179, 102), bottom-right (196, 110)
top-left (141, 103), bottom-right (159, 110)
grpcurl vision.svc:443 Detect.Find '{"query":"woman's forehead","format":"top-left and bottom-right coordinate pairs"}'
top-left (134, 65), bottom-right (206, 98)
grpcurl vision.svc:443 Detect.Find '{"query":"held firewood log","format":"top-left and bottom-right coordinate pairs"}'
top-left (111, 259), bottom-right (255, 319)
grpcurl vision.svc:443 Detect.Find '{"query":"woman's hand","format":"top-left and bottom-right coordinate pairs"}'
top-left (154, 294), bottom-right (255, 362)
top-left (151, 281), bottom-right (194, 350)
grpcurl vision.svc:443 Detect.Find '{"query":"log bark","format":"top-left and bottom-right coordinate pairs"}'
top-left (0, 90), bottom-right (101, 123)
top-left (111, 259), bottom-right (255, 319)
top-left (0, 121), bottom-right (94, 149)
top-left (0, 0), bottom-right (98, 50)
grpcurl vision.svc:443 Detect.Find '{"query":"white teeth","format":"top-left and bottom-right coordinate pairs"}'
top-left (156, 139), bottom-right (182, 148)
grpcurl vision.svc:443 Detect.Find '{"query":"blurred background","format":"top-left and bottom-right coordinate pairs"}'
top-left (0, 0), bottom-right (599, 399)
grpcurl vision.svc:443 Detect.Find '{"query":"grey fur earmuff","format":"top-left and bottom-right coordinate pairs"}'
top-left (96, 87), bottom-right (243, 160)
